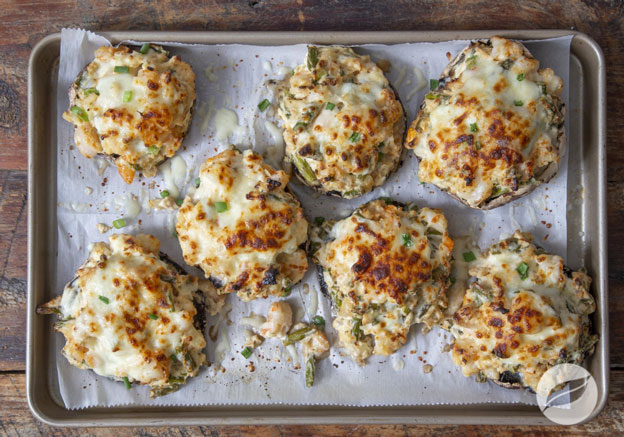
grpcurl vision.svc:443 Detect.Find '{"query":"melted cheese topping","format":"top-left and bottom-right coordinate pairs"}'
top-left (39, 234), bottom-right (206, 397)
top-left (176, 149), bottom-right (308, 301)
top-left (406, 36), bottom-right (564, 209)
top-left (311, 199), bottom-right (453, 364)
top-left (277, 46), bottom-right (405, 198)
top-left (62, 45), bottom-right (195, 184)
top-left (450, 231), bottom-right (597, 391)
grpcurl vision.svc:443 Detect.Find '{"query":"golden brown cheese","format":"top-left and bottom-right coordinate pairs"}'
top-left (450, 231), bottom-right (597, 391)
top-left (62, 45), bottom-right (196, 184)
top-left (36, 234), bottom-right (207, 397)
top-left (310, 199), bottom-right (453, 364)
top-left (406, 36), bottom-right (564, 209)
top-left (277, 46), bottom-right (405, 198)
top-left (176, 149), bottom-right (309, 301)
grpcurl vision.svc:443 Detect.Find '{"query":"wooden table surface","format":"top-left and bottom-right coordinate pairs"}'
top-left (1, 0), bottom-right (623, 434)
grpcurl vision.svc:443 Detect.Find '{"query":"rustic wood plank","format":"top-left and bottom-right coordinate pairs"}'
top-left (1, 370), bottom-right (623, 435)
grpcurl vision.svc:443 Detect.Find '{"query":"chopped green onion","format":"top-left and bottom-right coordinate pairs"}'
top-left (70, 105), bottom-right (89, 122)
top-left (170, 354), bottom-right (179, 362)
top-left (467, 54), bottom-right (477, 68)
top-left (325, 102), bottom-right (336, 110)
top-left (160, 190), bottom-right (170, 198)
top-left (429, 79), bottom-right (439, 91)
top-left (175, 198), bottom-right (183, 207)
top-left (293, 121), bottom-right (308, 131)
top-left (215, 201), bottom-right (228, 213)
top-left (122, 90), bottom-right (133, 103)
top-left (352, 318), bottom-right (362, 339)
top-left (284, 326), bottom-right (314, 345)
top-left (84, 87), bottom-right (99, 96)
top-left (114, 65), bottom-right (130, 74)
top-left (450, 276), bottom-right (456, 285)
top-left (122, 376), bottom-right (131, 389)
top-left (516, 262), bottom-right (529, 280)
top-left (517, 73), bottom-right (525, 81)
top-left (348, 132), bottom-right (361, 143)
top-left (257, 99), bottom-right (271, 112)
top-left (380, 196), bottom-right (393, 204)
top-left (475, 141), bottom-right (482, 151)
top-left (293, 155), bottom-right (316, 184)
top-left (148, 313), bottom-right (158, 320)
top-left (282, 286), bottom-right (292, 297)
top-left (307, 46), bottom-right (319, 70)
top-left (514, 100), bottom-right (524, 107)
top-left (241, 347), bottom-right (252, 359)
top-left (470, 123), bottom-right (478, 133)
top-left (426, 228), bottom-right (442, 236)
top-left (194, 177), bottom-right (201, 188)
top-left (305, 356), bottom-right (315, 388)
top-left (139, 43), bottom-right (150, 54)
top-left (425, 93), bottom-right (438, 100)
top-left (314, 216), bottom-right (325, 226)
top-left (311, 315), bottom-right (325, 328)
top-left (98, 295), bottom-right (110, 304)
top-left (402, 233), bottom-right (413, 247)
top-left (131, 163), bottom-right (142, 171)
top-left (112, 218), bottom-right (126, 229)
top-left (147, 146), bottom-right (159, 155)
top-left (169, 376), bottom-right (185, 384)
top-left (462, 251), bottom-right (477, 262)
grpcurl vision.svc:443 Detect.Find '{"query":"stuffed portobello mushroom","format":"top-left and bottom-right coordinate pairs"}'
top-left (62, 44), bottom-right (196, 184)
top-left (309, 198), bottom-right (454, 364)
top-left (36, 234), bottom-right (218, 398)
top-left (277, 46), bottom-right (406, 199)
top-left (176, 149), bottom-right (309, 301)
top-left (405, 36), bottom-right (565, 209)
top-left (450, 231), bottom-right (597, 391)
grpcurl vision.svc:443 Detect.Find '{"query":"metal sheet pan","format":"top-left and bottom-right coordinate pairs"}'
top-left (26, 30), bottom-right (608, 427)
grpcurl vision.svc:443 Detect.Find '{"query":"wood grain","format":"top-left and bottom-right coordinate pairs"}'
top-left (1, 0), bottom-right (623, 433)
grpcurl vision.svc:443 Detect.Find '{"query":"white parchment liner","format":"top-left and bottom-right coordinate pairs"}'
top-left (53, 29), bottom-right (571, 408)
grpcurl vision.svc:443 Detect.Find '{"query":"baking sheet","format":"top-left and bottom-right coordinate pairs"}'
top-left (53, 29), bottom-right (571, 408)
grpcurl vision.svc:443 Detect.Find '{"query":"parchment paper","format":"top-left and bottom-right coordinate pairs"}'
top-left (53, 29), bottom-right (572, 408)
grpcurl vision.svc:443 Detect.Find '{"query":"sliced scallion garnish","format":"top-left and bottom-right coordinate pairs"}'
top-left (112, 218), bottom-right (126, 229)
top-left (462, 251), bottom-right (477, 262)
top-left (147, 145), bottom-right (159, 155)
top-left (429, 79), bottom-right (439, 91)
top-left (514, 100), bottom-right (524, 107)
top-left (257, 99), bottom-right (271, 112)
top-left (215, 201), bottom-right (228, 213)
top-left (70, 105), bottom-right (88, 122)
top-left (139, 43), bottom-right (150, 54)
top-left (402, 233), bottom-right (413, 247)
top-left (282, 286), bottom-right (292, 297)
top-left (175, 198), bottom-right (183, 207)
top-left (470, 123), bottom-right (478, 133)
top-left (325, 102), bottom-right (335, 110)
top-left (114, 66), bottom-right (130, 74)
top-left (517, 73), bottom-right (525, 81)
top-left (305, 356), bottom-right (315, 388)
top-left (160, 190), bottom-right (170, 198)
top-left (348, 132), bottom-right (361, 143)
top-left (122, 90), bottom-right (133, 103)
top-left (313, 216), bottom-right (325, 226)
top-left (516, 262), bottom-right (529, 280)
top-left (98, 295), bottom-right (110, 304)
top-left (148, 313), bottom-right (158, 320)
top-left (311, 315), bottom-right (325, 328)
top-left (194, 177), bottom-right (201, 188)
top-left (122, 376), bottom-right (131, 389)
top-left (84, 87), bottom-right (99, 96)
top-left (241, 347), bottom-right (252, 359)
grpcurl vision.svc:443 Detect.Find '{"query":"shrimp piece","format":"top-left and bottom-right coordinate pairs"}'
top-left (260, 301), bottom-right (293, 338)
